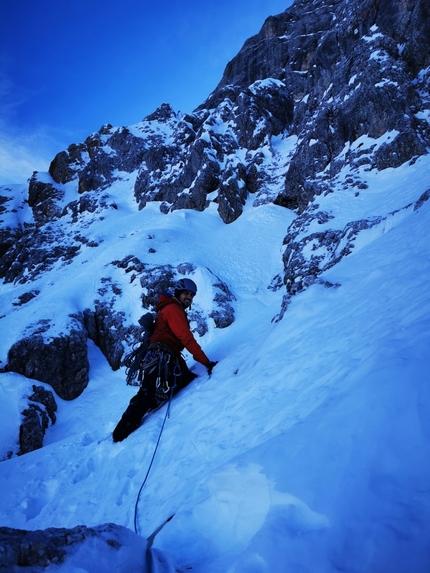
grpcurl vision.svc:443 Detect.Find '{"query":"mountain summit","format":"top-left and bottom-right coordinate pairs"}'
top-left (1, 0), bottom-right (430, 571)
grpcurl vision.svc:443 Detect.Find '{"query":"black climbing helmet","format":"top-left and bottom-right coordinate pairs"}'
top-left (175, 278), bottom-right (197, 295)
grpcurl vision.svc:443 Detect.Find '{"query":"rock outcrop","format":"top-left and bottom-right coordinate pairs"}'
top-left (0, 523), bottom-right (146, 571)
top-left (19, 385), bottom-right (57, 455)
top-left (7, 319), bottom-right (90, 401)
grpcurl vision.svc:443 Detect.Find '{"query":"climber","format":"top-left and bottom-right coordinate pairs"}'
top-left (112, 278), bottom-right (217, 442)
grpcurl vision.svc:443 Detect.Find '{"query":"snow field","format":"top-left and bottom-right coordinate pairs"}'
top-left (0, 158), bottom-right (429, 571)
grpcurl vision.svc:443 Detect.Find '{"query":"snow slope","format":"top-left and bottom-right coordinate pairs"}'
top-left (0, 154), bottom-right (430, 572)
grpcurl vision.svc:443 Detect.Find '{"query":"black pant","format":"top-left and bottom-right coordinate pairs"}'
top-left (112, 356), bottom-right (197, 442)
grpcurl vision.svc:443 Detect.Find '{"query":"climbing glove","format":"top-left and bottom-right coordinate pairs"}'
top-left (206, 361), bottom-right (218, 375)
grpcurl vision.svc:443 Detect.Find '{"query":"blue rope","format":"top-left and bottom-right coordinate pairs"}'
top-left (133, 385), bottom-right (175, 536)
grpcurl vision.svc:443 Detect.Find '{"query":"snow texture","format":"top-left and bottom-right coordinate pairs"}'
top-left (1, 150), bottom-right (430, 571)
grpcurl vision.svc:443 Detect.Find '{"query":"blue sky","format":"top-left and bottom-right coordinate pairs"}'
top-left (0, 0), bottom-right (293, 184)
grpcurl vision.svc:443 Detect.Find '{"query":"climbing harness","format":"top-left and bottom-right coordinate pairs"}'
top-left (153, 345), bottom-right (181, 404)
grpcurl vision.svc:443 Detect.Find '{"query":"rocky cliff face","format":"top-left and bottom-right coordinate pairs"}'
top-left (0, 0), bottom-right (429, 454)
top-left (41, 0), bottom-right (429, 223)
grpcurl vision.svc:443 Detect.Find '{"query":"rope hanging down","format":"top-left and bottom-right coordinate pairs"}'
top-left (133, 384), bottom-right (175, 536)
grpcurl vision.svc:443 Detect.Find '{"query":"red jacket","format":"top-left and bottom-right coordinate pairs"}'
top-left (150, 294), bottom-right (209, 366)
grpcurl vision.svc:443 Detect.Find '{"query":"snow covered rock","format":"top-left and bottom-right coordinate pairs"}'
top-left (7, 319), bottom-right (90, 401)
top-left (49, 124), bottom-right (147, 193)
top-left (28, 174), bottom-right (65, 227)
top-left (19, 385), bottom-right (57, 455)
top-left (111, 257), bottom-right (235, 334)
top-left (0, 184), bottom-right (34, 266)
top-left (0, 523), bottom-right (148, 572)
top-left (275, 187), bottom-right (430, 317)
top-left (83, 302), bottom-right (139, 372)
